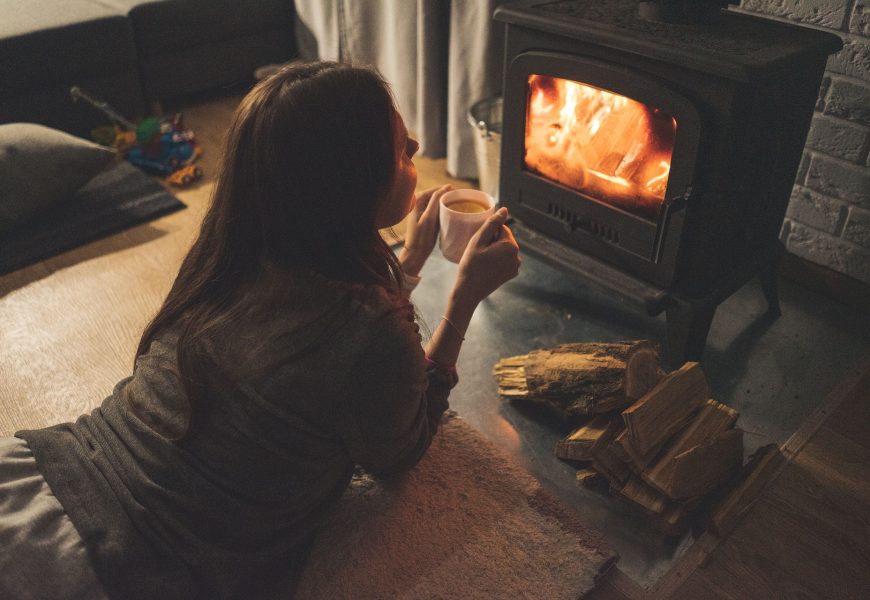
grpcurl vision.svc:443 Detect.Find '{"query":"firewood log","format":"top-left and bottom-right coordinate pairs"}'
top-left (554, 413), bottom-right (619, 461)
top-left (590, 419), bottom-right (632, 487)
top-left (614, 429), bottom-right (669, 473)
top-left (575, 467), bottom-right (606, 489)
top-left (493, 340), bottom-right (663, 421)
top-left (641, 399), bottom-right (739, 495)
top-left (621, 362), bottom-right (709, 454)
top-left (667, 428), bottom-right (744, 500)
top-left (616, 476), bottom-right (669, 515)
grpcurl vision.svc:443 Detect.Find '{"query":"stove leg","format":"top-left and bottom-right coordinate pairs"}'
top-left (665, 298), bottom-right (716, 366)
top-left (759, 249), bottom-right (782, 318)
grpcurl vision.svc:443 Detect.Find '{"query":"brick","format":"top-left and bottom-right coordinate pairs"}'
top-left (805, 155), bottom-right (870, 206)
top-left (842, 205), bottom-right (870, 248)
top-left (741, 0), bottom-right (847, 29)
top-left (851, 2), bottom-right (870, 36)
top-left (796, 151), bottom-right (812, 184)
top-left (785, 221), bottom-right (870, 283)
top-left (824, 78), bottom-right (870, 126)
top-left (826, 37), bottom-right (870, 81)
top-left (816, 76), bottom-right (831, 112)
top-left (805, 114), bottom-right (869, 163)
top-left (786, 185), bottom-right (848, 233)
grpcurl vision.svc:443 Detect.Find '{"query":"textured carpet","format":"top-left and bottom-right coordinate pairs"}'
top-left (296, 413), bottom-right (617, 599)
top-left (0, 161), bottom-right (184, 275)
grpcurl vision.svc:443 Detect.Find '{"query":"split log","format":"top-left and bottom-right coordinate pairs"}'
top-left (709, 443), bottom-right (785, 537)
top-left (616, 476), bottom-right (669, 515)
top-left (491, 355), bottom-right (528, 397)
top-left (555, 413), bottom-right (619, 461)
top-left (667, 428), bottom-right (744, 500)
top-left (642, 399), bottom-right (739, 494)
top-left (621, 362), bottom-right (709, 454)
top-left (493, 340), bottom-right (663, 421)
top-left (575, 467), bottom-right (606, 489)
top-left (614, 429), bottom-right (669, 473)
top-left (589, 420), bottom-right (632, 487)
top-left (654, 499), bottom-right (700, 537)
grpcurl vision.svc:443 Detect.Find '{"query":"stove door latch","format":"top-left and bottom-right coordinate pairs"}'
top-left (651, 186), bottom-right (692, 264)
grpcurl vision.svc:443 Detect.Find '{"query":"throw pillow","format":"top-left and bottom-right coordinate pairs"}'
top-left (0, 123), bottom-right (116, 236)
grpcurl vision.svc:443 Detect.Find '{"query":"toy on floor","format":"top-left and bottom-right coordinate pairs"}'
top-left (70, 86), bottom-right (202, 187)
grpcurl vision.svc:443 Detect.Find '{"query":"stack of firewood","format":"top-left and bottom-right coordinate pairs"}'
top-left (493, 341), bottom-right (747, 536)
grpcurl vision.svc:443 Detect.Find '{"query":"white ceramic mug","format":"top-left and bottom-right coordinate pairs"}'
top-left (438, 189), bottom-right (496, 263)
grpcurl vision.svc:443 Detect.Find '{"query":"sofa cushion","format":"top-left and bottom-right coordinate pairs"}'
top-left (0, 0), bottom-right (139, 96)
top-left (107, 0), bottom-right (294, 56)
top-left (0, 123), bottom-right (116, 235)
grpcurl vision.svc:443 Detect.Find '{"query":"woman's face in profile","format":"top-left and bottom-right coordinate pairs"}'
top-left (375, 109), bottom-right (419, 229)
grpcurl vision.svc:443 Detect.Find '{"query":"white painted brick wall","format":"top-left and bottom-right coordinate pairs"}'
top-left (739, 0), bottom-right (870, 284)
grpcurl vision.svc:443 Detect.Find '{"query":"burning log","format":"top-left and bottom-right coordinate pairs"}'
top-left (493, 340), bottom-right (664, 421)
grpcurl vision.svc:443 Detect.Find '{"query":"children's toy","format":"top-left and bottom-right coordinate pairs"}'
top-left (166, 164), bottom-right (203, 187)
top-left (70, 86), bottom-right (202, 186)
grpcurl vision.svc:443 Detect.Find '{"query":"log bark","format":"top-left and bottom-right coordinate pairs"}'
top-left (493, 341), bottom-right (663, 420)
top-left (621, 361), bottom-right (709, 454)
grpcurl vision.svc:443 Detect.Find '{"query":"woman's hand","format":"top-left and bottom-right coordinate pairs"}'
top-left (452, 207), bottom-right (521, 307)
top-left (398, 185), bottom-right (451, 277)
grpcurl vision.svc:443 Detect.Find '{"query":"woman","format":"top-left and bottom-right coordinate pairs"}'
top-left (0, 62), bottom-right (520, 599)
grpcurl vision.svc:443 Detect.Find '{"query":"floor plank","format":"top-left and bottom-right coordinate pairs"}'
top-left (666, 357), bottom-right (870, 599)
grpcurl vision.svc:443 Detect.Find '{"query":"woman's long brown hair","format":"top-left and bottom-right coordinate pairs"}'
top-left (136, 62), bottom-right (405, 437)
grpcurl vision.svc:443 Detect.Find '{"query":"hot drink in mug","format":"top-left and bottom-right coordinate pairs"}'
top-left (438, 189), bottom-right (496, 263)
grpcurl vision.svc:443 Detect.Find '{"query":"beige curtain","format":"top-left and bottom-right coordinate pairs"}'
top-left (293, 0), bottom-right (506, 179)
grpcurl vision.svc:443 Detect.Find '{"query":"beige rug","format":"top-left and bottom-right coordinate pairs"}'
top-left (296, 413), bottom-right (617, 599)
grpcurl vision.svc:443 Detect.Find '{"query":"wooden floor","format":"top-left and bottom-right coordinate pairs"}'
top-left (589, 355), bottom-right (870, 600)
top-left (2, 92), bottom-right (868, 599)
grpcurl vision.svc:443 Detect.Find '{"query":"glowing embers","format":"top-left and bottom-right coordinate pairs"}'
top-left (525, 74), bottom-right (677, 220)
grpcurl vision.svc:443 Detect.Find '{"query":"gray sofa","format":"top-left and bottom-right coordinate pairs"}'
top-left (0, 0), bottom-right (297, 137)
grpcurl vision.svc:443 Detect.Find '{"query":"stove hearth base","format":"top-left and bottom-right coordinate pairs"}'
top-left (510, 220), bottom-right (782, 366)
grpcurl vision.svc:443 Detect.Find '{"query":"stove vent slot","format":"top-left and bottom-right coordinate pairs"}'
top-left (546, 202), bottom-right (620, 244)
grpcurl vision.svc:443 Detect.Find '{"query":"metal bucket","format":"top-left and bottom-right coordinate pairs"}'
top-left (467, 96), bottom-right (502, 200)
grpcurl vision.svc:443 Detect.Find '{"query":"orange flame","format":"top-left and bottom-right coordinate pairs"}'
top-left (525, 75), bottom-right (677, 220)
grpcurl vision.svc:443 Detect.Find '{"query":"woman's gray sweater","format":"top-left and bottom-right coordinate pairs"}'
top-left (16, 269), bottom-right (454, 599)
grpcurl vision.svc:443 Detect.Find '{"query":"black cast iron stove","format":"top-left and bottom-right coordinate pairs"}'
top-left (493, 0), bottom-right (841, 364)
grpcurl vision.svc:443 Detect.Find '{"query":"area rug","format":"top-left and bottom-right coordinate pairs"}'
top-left (296, 413), bottom-right (617, 599)
top-left (0, 161), bottom-right (185, 275)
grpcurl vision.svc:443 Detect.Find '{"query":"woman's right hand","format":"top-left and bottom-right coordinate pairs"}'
top-left (452, 207), bottom-right (521, 307)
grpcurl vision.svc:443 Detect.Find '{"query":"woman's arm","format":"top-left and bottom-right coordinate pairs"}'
top-left (425, 207), bottom-right (521, 368)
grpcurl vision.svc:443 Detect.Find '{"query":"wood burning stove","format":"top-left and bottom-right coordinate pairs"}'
top-left (494, 0), bottom-right (842, 364)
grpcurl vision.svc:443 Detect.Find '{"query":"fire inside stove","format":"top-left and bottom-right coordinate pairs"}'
top-left (525, 74), bottom-right (677, 220)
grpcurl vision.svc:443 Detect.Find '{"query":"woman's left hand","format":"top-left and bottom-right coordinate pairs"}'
top-left (399, 185), bottom-right (451, 277)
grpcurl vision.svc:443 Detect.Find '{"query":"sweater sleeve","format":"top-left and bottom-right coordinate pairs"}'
top-left (335, 307), bottom-right (456, 477)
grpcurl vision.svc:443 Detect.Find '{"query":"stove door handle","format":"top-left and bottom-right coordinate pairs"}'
top-left (650, 187), bottom-right (692, 264)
